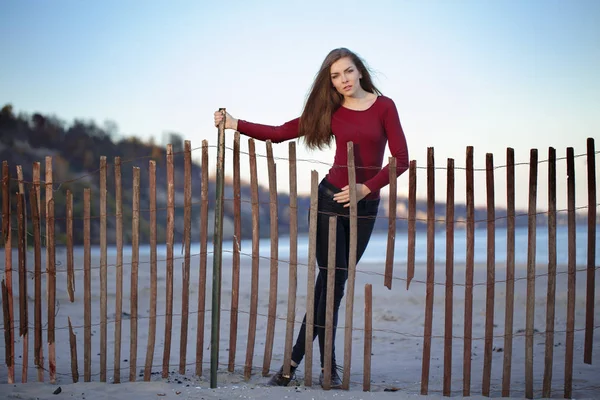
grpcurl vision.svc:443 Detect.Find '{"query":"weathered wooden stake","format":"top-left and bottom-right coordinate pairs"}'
top-left (304, 170), bottom-right (319, 387)
top-left (407, 160), bottom-right (416, 289)
top-left (2, 279), bottom-right (13, 384)
top-left (99, 156), bottom-right (107, 382)
top-left (30, 183), bottom-right (43, 382)
top-left (463, 146), bottom-right (474, 396)
top-left (3, 162), bottom-right (14, 385)
top-left (32, 162), bottom-right (43, 382)
top-left (323, 216), bottom-right (337, 391)
top-left (68, 317), bottom-right (79, 383)
top-left (163, 145), bottom-right (175, 379)
top-left (363, 284), bottom-right (373, 392)
top-left (66, 190), bottom-right (74, 302)
top-left (195, 142), bottom-right (209, 377)
top-left (83, 189), bottom-right (91, 382)
top-left (211, 108), bottom-right (226, 388)
top-left (482, 153), bottom-right (495, 396)
top-left (502, 148), bottom-right (515, 397)
top-left (244, 139), bottom-right (259, 381)
top-left (543, 147), bottom-right (557, 398)
top-left (584, 138), bottom-right (596, 364)
top-left (342, 142), bottom-right (358, 390)
top-left (525, 149), bottom-right (538, 399)
top-left (179, 141), bottom-right (192, 375)
top-left (421, 147), bottom-right (435, 395)
top-left (564, 147), bottom-right (576, 399)
top-left (384, 156), bottom-right (397, 289)
top-left (443, 158), bottom-right (454, 396)
top-left (144, 160), bottom-right (158, 381)
top-left (18, 193), bottom-right (28, 383)
top-left (228, 132), bottom-right (241, 373)
top-left (283, 142), bottom-right (298, 379)
top-left (130, 167), bottom-right (140, 382)
top-left (114, 156), bottom-right (123, 383)
top-left (47, 197), bottom-right (56, 383)
top-left (263, 141), bottom-right (279, 376)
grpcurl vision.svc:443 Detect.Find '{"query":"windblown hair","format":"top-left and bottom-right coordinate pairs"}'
top-left (299, 48), bottom-right (381, 150)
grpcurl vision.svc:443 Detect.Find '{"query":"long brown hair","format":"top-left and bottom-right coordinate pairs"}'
top-left (299, 48), bottom-right (381, 150)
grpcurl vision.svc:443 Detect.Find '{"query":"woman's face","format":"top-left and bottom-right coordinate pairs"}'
top-left (330, 57), bottom-right (362, 97)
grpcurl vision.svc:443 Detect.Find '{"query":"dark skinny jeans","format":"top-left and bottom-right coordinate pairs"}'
top-left (290, 178), bottom-right (379, 369)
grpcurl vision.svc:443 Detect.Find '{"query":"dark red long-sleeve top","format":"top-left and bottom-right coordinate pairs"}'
top-left (237, 95), bottom-right (409, 199)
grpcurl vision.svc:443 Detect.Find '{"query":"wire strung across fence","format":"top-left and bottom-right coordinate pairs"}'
top-left (1, 136), bottom-right (598, 398)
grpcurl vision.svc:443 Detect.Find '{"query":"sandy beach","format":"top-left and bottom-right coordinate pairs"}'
top-left (1, 242), bottom-right (599, 399)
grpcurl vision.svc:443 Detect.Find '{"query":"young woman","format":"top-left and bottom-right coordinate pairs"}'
top-left (213, 47), bottom-right (409, 388)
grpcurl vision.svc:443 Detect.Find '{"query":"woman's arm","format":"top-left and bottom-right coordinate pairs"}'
top-left (363, 99), bottom-right (409, 193)
top-left (237, 118), bottom-right (300, 143)
top-left (214, 110), bottom-right (300, 143)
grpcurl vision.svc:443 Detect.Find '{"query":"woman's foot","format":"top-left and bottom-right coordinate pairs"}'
top-left (319, 366), bottom-right (342, 389)
top-left (266, 365), bottom-right (297, 386)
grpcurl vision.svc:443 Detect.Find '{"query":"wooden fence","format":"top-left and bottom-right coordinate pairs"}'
top-left (0, 133), bottom-right (598, 398)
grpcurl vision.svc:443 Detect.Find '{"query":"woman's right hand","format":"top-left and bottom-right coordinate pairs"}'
top-left (213, 110), bottom-right (238, 130)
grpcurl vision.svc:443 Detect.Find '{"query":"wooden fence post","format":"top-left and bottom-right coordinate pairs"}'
top-left (463, 146), bottom-right (474, 396)
top-left (525, 149), bottom-right (538, 399)
top-left (32, 162), bottom-right (43, 382)
top-left (130, 167), bottom-right (140, 382)
top-left (66, 190), bottom-right (74, 303)
top-left (29, 182), bottom-right (43, 382)
top-left (83, 188), bottom-right (91, 382)
top-left (384, 156), bottom-right (397, 289)
top-left (47, 197), bottom-right (56, 384)
top-left (482, 153), bottom-right (496, 396)
top-left (244, 139), bottom-right (259, 381)
top-left (163, 144), bottom-right (175, 379)
top-left (363, 284), bottom-right (373, 392)
top-left (229, 132), bottom-right (241, 373)
top-left (407, 160), bottom-right (416, 289)
top-left (564, 147), bottom-right (576, 399)
top-left (17, 192), bottom-right (28, 383)
top-left (144, 160), bottom-right (158, 381)
top-left (211, 108), bottom-right (226, 388)
top-left (502, 148), bottom-right (516, 396)
top-left (421, 147), bottom-right (435, 395)
top-left (196, 142), bottom-right (209, 377)
top-left (68, 317), bottom-right (79, 383)
top-left (46, 155), bottom-right (56, 384)
top-left (543, 147), bottom-right (557, 398)
top-left (323, 216), bottom-right (337, 391)
top-left (180, 141), bottom-right (192, 375)
top-left (263, 140), bottom-right (279, 376)
top-left (304, 170), bottom-right (319, 387)
top-left (2, 161), bottom-right (14, 385)
top-left (443, 158), bottom-right (455, 396)
top-left (283, 142), bottom-right (298, 379)
top-left (99, 156), bottom-right (107, 382)
top-left (342, 142), bottom-right (358, 390)
top-left (584, 138), bottom-right (596, 364)
top-left (1, 279), bottom-right (13, 384)
top-left (114, 156), bottom-right (123, 383)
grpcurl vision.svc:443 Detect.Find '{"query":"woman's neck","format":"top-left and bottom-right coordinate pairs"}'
top-left (342, 89), bottom-right (377, 110)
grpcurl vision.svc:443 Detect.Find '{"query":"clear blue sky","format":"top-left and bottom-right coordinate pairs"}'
top-left (1, 0), bottom-right (599, 210)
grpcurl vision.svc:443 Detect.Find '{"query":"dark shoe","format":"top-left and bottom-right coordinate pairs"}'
top-left (266, 365), bottom-right (297, 387)
top-left (319, 366), bottom-right (343, 389)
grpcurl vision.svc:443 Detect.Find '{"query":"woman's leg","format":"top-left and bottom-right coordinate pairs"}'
top-left (290, 268), bottom-right (326, 364)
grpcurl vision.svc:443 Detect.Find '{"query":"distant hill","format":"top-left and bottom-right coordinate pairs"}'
top-left (0, 104), bottom-right (590, 247)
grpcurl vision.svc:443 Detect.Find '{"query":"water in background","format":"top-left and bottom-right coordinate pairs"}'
top-left (111, 225), bottom-right (598, 266)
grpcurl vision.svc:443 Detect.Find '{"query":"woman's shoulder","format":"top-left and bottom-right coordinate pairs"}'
top-left (375, 95), bottom-right (396, 107)
top-left (373, 95), bottom-right (398, 115)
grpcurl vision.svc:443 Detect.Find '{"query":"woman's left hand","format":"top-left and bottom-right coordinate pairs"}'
top-left (333, 184), bottom-right (371, 207)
